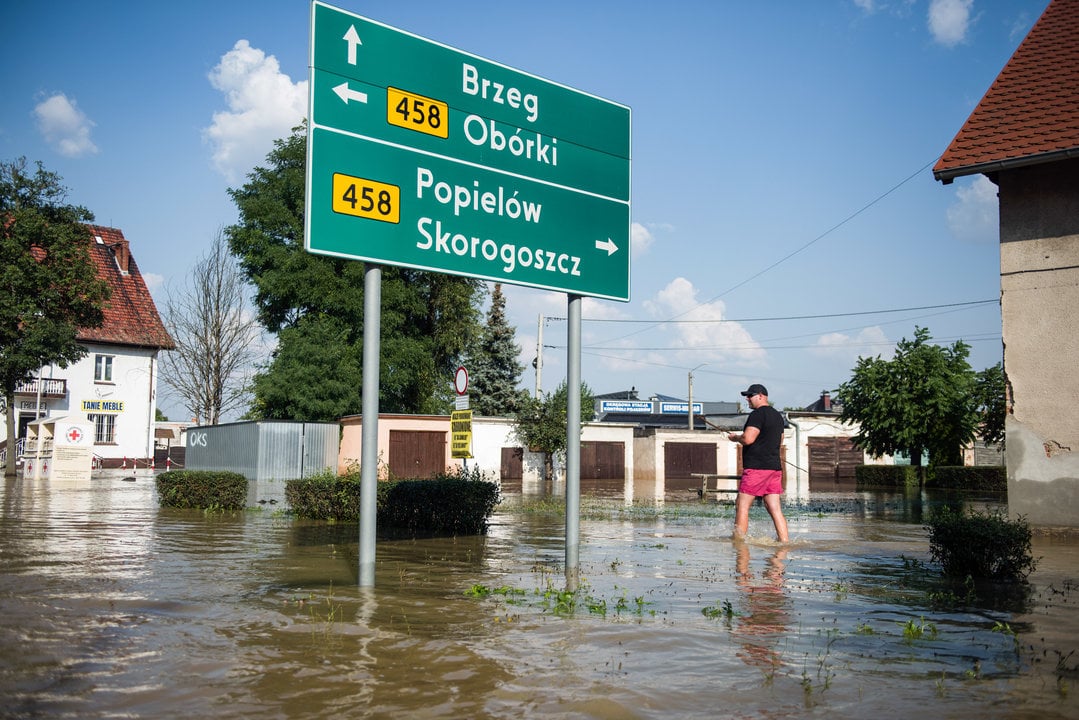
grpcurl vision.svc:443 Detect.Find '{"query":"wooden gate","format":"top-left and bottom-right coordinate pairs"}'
top-left (580, 441), bottom-right (625, 480)
top-left (808, 436), bottom-right (863, 490)
top-left (664, 442), bottom-right (716, 493)
top-left (389, 430), bottom-right (446, 479)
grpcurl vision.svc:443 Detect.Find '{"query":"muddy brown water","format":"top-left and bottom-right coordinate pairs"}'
top-left (1, 473), bottom-right (1077, 719)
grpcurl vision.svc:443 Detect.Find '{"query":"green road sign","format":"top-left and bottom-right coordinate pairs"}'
top-left (305, 1), bottom-right (631, 301)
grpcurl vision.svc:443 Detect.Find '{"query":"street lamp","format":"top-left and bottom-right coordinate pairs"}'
top-left (688, 363), bottom-right (708, 431)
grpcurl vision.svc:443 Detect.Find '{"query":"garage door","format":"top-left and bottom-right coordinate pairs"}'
top-left (581, 441), bottom-right (625, 480)
top-left (808, 436), bottom-right (863, 490)
top-left (664, 442), bottom-right (717, 489)
top-left (389, 430), bottom-right (446, 479)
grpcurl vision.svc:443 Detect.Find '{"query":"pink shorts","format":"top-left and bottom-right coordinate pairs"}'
top-left (739, 468), bottom-right (783, 496)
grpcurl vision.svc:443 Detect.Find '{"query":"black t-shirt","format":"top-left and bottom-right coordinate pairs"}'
top-left (742, 405), bottom-right (784, 470)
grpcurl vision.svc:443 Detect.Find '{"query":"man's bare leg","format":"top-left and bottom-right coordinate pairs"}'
top-left (762, 493), bottom-right (789, 543)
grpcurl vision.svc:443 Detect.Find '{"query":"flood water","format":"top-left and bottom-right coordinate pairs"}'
top-left (2, 472), bottom-right (1078, 719)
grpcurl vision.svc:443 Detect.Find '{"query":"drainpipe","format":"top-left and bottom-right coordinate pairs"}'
top-left (146, 353), bottom-right (156, 470)
top-left (787, 415), bottom-right (802, 496)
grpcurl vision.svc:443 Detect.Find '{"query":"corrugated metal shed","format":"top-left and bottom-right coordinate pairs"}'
top-left (184, 421), bottom-right (340, 507)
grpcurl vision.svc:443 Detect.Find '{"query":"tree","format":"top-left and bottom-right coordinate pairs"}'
top-left (975, 362), bottom-right (1006, 447)
top-left (225, 124), bottom-right (484, 420)
top-left (467, 283), bottom-right (526, 416)
top-left (159, 230), bottom-right (260, 424)
top-left (837, 326), bottom-right (980, 473)
top-left (513, 380), bottom-right (595, 481)
top-left (1, 158), bottom-right (110, 477)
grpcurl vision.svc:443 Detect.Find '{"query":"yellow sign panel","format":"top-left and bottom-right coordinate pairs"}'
top-left (332, 173), bottom-right (401, 223)
top-left (386, 87), bottom-right (449, 138)
top-left (451, 409), bottom-right (473, 459)
top-left (81, 400), bottom-right (125, 413)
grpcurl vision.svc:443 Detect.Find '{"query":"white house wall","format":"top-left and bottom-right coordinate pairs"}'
top-left (7, 342), bottom-right (161, 467)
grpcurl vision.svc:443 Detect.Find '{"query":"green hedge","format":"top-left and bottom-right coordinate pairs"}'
top-left (927, 507), bottom-right (1036, 581)
top-left (156, 470), bottom-right (247, 510)
top-left (924, 465), bottom-right (1006, 492)
top-left (286, 466), bottom-right (501, 536)
top-left (855, 464), bottom-right (920, 489)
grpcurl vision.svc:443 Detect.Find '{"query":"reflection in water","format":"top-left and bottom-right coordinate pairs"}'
top-left (2, 473), bottom-right (1079, 719)
top-left (733, 542), bottom-right (791, 674)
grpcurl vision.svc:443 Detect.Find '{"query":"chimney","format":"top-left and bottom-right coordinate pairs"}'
top-left (821, 391), bottom-right (831, 412)
top-left (109, 238), bottom-right (130, 274)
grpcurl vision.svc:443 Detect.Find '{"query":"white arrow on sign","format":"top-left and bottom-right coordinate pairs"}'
top-left (343, 25), bottom-right (362, 66)
top-left (595, 237), bottom-right (619, 256)
top-left (333, 82), bottom-right (368, 106)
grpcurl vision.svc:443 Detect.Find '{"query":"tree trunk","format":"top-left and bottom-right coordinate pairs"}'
top-left (4, 393), bottom-right (17, 478)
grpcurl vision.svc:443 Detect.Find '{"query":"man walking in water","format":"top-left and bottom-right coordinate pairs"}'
top-left (728, 383), bottom-right (789, 543)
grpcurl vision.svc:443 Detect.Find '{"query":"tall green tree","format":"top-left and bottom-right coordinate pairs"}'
top-left (513, 381), bottom-right (595, 481)
top-left (225, 124), bottom-right (484, 420)
top-left (467, 283), bottom-right (526, 416)
top-left (1, 158), bottom-right (110, 476)
top-left (837, 326), bottom-right (980, 472)
top-left (975, 362), bottom-right (1006, 447)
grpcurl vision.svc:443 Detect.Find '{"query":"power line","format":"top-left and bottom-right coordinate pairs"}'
top-left (547, 298), bottom-right (997, 324)
top-left (591, 156), bottom-right (942, 345)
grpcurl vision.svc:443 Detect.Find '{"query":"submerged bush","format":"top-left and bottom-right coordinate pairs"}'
top-left (856, 465), bottom-right (920, 488)
top-left (926, 507), bottom-right (1037, 582)
top-left (286, 465), bottom-right (500, 536)
top-left (156, 470), bottom-right (247, 510)
top-left (924, 465), bottom-right (1006, 492)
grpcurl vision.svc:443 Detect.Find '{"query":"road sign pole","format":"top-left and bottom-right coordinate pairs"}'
top-left (359, 263), bottom-right (382, 586)
top-left (565, 294), bottom-right (582, 590)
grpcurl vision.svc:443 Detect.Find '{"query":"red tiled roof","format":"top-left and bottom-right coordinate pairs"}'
top-left (933, 0), bottom-right (1079, 183)
top-left (77, 225), bottom-right (176, 350)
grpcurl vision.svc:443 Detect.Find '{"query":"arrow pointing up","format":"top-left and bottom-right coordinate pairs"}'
top-left (333, 82), bottom-right (368, 106)
top-left (343, 25), bottom-right (362, 66)
top-left (595, 237), bottom-right (619, 256)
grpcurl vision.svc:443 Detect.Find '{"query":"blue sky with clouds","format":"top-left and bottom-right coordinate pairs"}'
top-left (1, 0), bottom-right (1048, 419)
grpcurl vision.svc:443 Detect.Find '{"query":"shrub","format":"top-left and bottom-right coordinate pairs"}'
top-left (926, 507), bottom-right (1037, 582)
top-left (924, 465), bottom-right (1006, 492)
top-left (285, 465), bottom-right (500, 536)
top-left (285, 467), bottom-right (363, 521)
top-left (156, 470), bottom-right (247, 510)
top-left (855, 464), bottom-right (920, 489)
top-left (380, 466), bottom-right (501, 536)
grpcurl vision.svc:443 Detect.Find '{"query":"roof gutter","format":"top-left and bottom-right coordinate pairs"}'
top-left (934, 146), bottom-right (1079, 184)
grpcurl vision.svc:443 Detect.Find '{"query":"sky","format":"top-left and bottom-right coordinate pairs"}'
top-left (1, 0), bottom-right (1049, 421)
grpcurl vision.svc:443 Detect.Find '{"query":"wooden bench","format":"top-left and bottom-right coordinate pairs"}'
top-left (690, 473), bottom-right (741, 499)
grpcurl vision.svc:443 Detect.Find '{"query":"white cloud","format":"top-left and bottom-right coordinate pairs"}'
top-left (33, 93), bottom-right (98, 158)
top-left (204, 40), bottom-right (307, 183)
top-left (142, 272), bottom-right (165, 293)
top-left (853, 0), bottom-right (877, 12)
top-left (928, 0), bottom-right (973, 47)
top-left (643, 277), bottom-right (764, 363)
top-left (812, 326), bottom-right (894, 361)
top-left (945, 175), bottom-right (998, 243)
top-left (631, 222), bottom-right (654, 257)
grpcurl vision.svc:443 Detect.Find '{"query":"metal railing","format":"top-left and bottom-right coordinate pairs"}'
top-left (14, 377), bottom-right (67, 396)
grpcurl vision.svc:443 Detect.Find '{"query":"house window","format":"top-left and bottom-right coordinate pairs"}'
top-left (94, 355), bottom-right (114, 383)
top-left (89, 414), bottom-right (116, 444)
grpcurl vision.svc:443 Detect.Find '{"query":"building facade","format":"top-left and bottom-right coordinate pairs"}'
top-left (934, 0), bottom-right (1079, 527)
top-left (10, 226), bottom-right (174, 470)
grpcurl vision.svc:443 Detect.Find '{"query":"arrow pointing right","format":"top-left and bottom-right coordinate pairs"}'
top-left (333, 82), bottom-right (369, 106)
top-left (595, 237), bottom-right (619, 256)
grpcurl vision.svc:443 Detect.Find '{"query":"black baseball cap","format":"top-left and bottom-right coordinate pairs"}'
top-left (740, 383), bottom-right (768, 397)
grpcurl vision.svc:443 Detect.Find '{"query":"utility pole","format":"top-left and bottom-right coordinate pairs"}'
top-left (688, 363), bottom-right (708, 431)
top-left (534, 314), bottom-right (544, 398)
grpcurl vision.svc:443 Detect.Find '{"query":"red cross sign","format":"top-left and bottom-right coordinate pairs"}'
top-left (66, 427), bottom-right (83, 443)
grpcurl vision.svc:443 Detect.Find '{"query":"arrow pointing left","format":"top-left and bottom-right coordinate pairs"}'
top-left (333, 82), bottom-right (368, 106)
